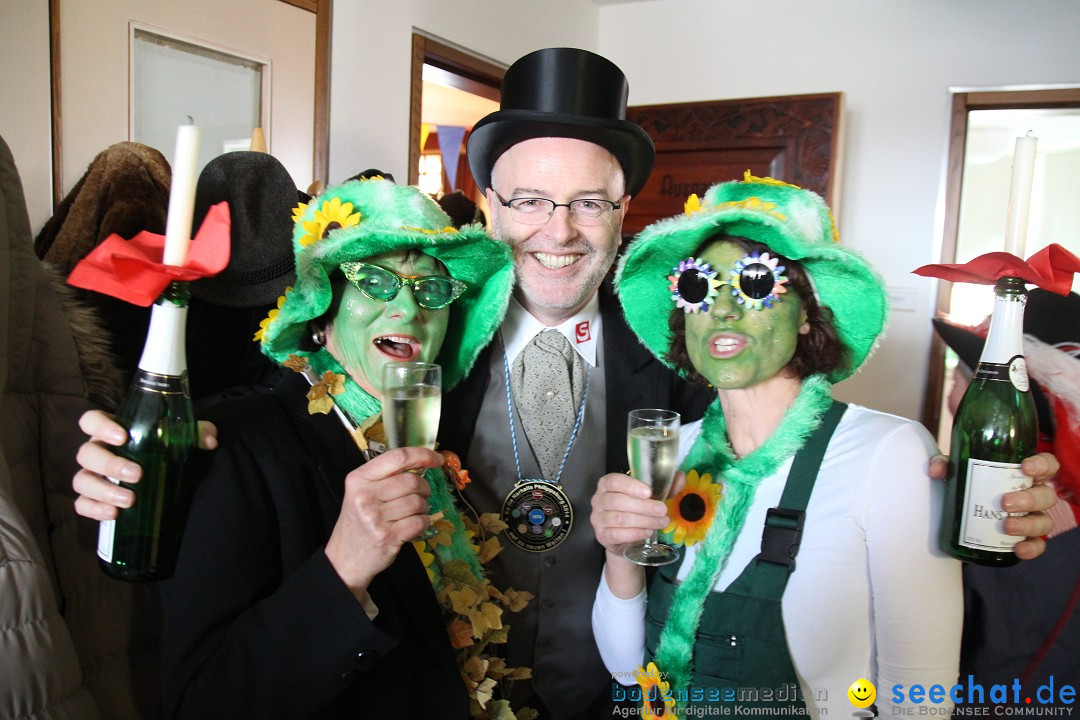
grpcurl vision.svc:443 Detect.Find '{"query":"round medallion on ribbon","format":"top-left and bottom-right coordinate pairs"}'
top-left (500, 481), bottom-right (573, 552)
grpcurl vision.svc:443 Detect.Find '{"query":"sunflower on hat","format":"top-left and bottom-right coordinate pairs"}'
top-left (297, 195), bottom-right (361, 247)
top-left (662, 469), bottom-right (723, 547)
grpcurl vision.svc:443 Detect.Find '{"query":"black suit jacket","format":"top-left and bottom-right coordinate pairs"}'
top-left (442, 280), bottom-right (711, 472)
top-left (161, 374), bottom-right (469, 720)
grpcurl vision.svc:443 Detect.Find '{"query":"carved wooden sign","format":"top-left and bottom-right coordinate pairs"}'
top-left (623, 93), bottom-right (843, 237)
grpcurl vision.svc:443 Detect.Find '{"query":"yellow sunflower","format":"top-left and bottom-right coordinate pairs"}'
top-left (683, 193), bottom-right (702, 216)
top-left (403, 225), bottom-right (458, 235)
top-left (252, 289), bottom-right (290, 342)
top-left (715, 196), bottom-right (787, 222)
top-left (742, 170), bottom-right (801, 189)
top-left (298, 197), bottom-right (361, 247)
top-left (634, 662), bottom-right (676, 720)
top-left (412, 540), bottom-right (436, 583)
top-left (664, 469), bottom-right (722, 546)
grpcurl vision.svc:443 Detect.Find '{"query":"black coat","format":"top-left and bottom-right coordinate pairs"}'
top-left (161, 373), bottom-right (469, 720)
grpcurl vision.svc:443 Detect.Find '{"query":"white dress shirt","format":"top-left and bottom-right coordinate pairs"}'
top-left (500, 294), bottom-right (602, 369)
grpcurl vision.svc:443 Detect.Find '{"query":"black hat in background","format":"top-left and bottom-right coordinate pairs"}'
top-left (466, 47), bottom-right (655, 197)
top-left (190, 151), bottom-right (301, 308)
top-left (347, 168), bottom-right (396, 183)
top-left (933, 288), bottom-right (1080, 436)
top-left (437, 190), bottom-right (484, 229)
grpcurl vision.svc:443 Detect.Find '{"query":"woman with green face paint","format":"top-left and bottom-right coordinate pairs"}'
top-left (319, 250), bottom-right (453, 398)
top-left (80, 178), bottom-right (518, 719)
top-left (589, 174), bottom-right (965, 718)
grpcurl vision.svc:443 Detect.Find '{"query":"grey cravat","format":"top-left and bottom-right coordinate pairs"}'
top-left (510, 329), bottom-right (587, 479)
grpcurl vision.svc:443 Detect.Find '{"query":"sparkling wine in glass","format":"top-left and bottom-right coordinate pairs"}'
top-left (382, 361), bottom-right (441, 540)
top-left (623, 409), bottom-right (681, 566)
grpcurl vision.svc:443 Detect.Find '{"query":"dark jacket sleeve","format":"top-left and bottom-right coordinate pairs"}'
top-left (160, 408), bottom-right (399, 720)
top-left (598, 280), bottom-right (713, 472)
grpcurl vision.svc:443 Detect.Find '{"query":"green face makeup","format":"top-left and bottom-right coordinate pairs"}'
top-left (325, 251), bottom-right (450, 397)
top-left (683, 241), bottom-right (804, 390)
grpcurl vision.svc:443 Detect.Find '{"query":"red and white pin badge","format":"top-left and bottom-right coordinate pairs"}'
top-left (575, 320), bottom-right (591, 344)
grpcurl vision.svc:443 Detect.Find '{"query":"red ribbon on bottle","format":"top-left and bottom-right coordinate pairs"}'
top-left (67, 201), bottom-right (232, 306)
top-left (914, 243), bottom-right (1080, 296)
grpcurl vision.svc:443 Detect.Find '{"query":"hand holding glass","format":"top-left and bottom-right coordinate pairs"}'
top-left (623, 409), bottom-right (681, 566)
top-left (381, 361), bottom-right (441, 540)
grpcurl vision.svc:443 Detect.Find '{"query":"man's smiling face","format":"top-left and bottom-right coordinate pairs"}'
top-left (487, 137), bottom-right (628, 326)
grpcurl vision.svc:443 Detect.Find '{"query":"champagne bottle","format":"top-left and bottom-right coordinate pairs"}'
top-left (97, 282), bottom-right (197, 581)
top-left (940, 276), bottom-right (1038, 567)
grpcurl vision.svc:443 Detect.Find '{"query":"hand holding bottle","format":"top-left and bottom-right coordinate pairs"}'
top-left (73, 409), bottom-right (217, 521)
top-left (940, 277), bottom-right (1040, 566)
top-left (929, 452), bottom-right (1057, 559)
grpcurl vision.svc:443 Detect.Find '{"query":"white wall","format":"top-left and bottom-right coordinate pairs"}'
top-left (327, 0), bottom-right (600, 183)
top-left (1, 0), bottom-right (54, 232)
top-left (58, 0), bottom-right (315, 198)
top-left (0, 0), bottom-right (315, 234)
top-left (598, 0), bottom-right (1080, 422)
top-left (9, 0), bottom-right (1079, 422)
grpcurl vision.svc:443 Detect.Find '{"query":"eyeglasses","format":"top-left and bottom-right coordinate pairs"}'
top-left (340, 261), bottom-right (467, 309)
top-left (493, 191), bottom-right (621, 226)
top-left (669, 252), bottom-right (790, 313)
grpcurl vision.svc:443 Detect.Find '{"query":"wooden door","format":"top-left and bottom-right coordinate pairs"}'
top-left (624, 93), bottom-right (843, 237)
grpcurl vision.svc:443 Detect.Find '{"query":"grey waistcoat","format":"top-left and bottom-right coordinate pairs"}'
top-left (464, 334), bottom-right (611, 718)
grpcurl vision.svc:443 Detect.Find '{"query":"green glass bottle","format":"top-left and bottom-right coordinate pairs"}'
top-left (97, 282), bottom-right (197, 581)
top-left (940, 276), bottom-right (1038, 567)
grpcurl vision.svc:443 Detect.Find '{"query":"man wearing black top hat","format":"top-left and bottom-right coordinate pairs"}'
top-left (439, 47), bottom-right (1062, 719)
top-left (439, 47), bottom-right (710, 720)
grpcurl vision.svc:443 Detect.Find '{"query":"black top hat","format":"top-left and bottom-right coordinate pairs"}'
top-left (933, 288), bottom-right (1080, 436)
top-left (190, 151), bottom-right (304, 308)
top-left (467, 48), bottom-right (655, 197)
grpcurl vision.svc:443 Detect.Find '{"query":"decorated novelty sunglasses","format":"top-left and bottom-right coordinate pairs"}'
top-left (340, 261), bottom-right (467, 309)
top-left (669, 252), bottom-right (789, 313)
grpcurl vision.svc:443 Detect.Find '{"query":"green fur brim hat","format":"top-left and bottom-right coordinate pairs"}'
top-left (259, 178), bottom-right (514, 389)
top-left (616, 172), bottom-right (887, 383)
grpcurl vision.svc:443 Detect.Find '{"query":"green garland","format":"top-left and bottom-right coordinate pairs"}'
top-left (653, 374), bottom-right (834, 696)
top-left (300, 352), bottom-right (534, 718)
top-left (307, 349), bottom-right (382, 430)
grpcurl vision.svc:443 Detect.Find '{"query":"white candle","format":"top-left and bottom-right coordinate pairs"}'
top-left (1003, 134), bottom-right (1037, 258)
top-left (163, 124), bottom-right (201, 266)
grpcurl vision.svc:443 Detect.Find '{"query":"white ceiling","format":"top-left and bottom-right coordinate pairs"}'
top-left (421, 80), bottom-right (499, 129)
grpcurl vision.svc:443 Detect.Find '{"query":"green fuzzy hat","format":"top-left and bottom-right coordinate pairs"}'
top-left (260, 178), bottom-right (514, 389)
top-left (615, 173), bottom-right (887, 383)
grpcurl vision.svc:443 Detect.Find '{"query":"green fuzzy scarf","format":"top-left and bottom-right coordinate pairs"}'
top-left (306, 347), bottom-right (484, 581)
top-left (653, 374), bottom-right (834, 694)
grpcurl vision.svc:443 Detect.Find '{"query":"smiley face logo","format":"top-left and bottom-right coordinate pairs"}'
top-left (847, 678), bottom-right (876, 708)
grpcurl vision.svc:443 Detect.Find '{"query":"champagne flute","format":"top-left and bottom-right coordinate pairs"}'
top-left (622, 409), bottom-right (681, 566)
top-left (382, 361), bottom-right (442, 541)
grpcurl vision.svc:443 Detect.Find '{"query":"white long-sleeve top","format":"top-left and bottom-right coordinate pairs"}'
top-left (593, 404), bottom-right (963, 718)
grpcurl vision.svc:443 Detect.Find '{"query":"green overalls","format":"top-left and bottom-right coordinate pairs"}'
top-left (645, 401), bottom-right (847, 714)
